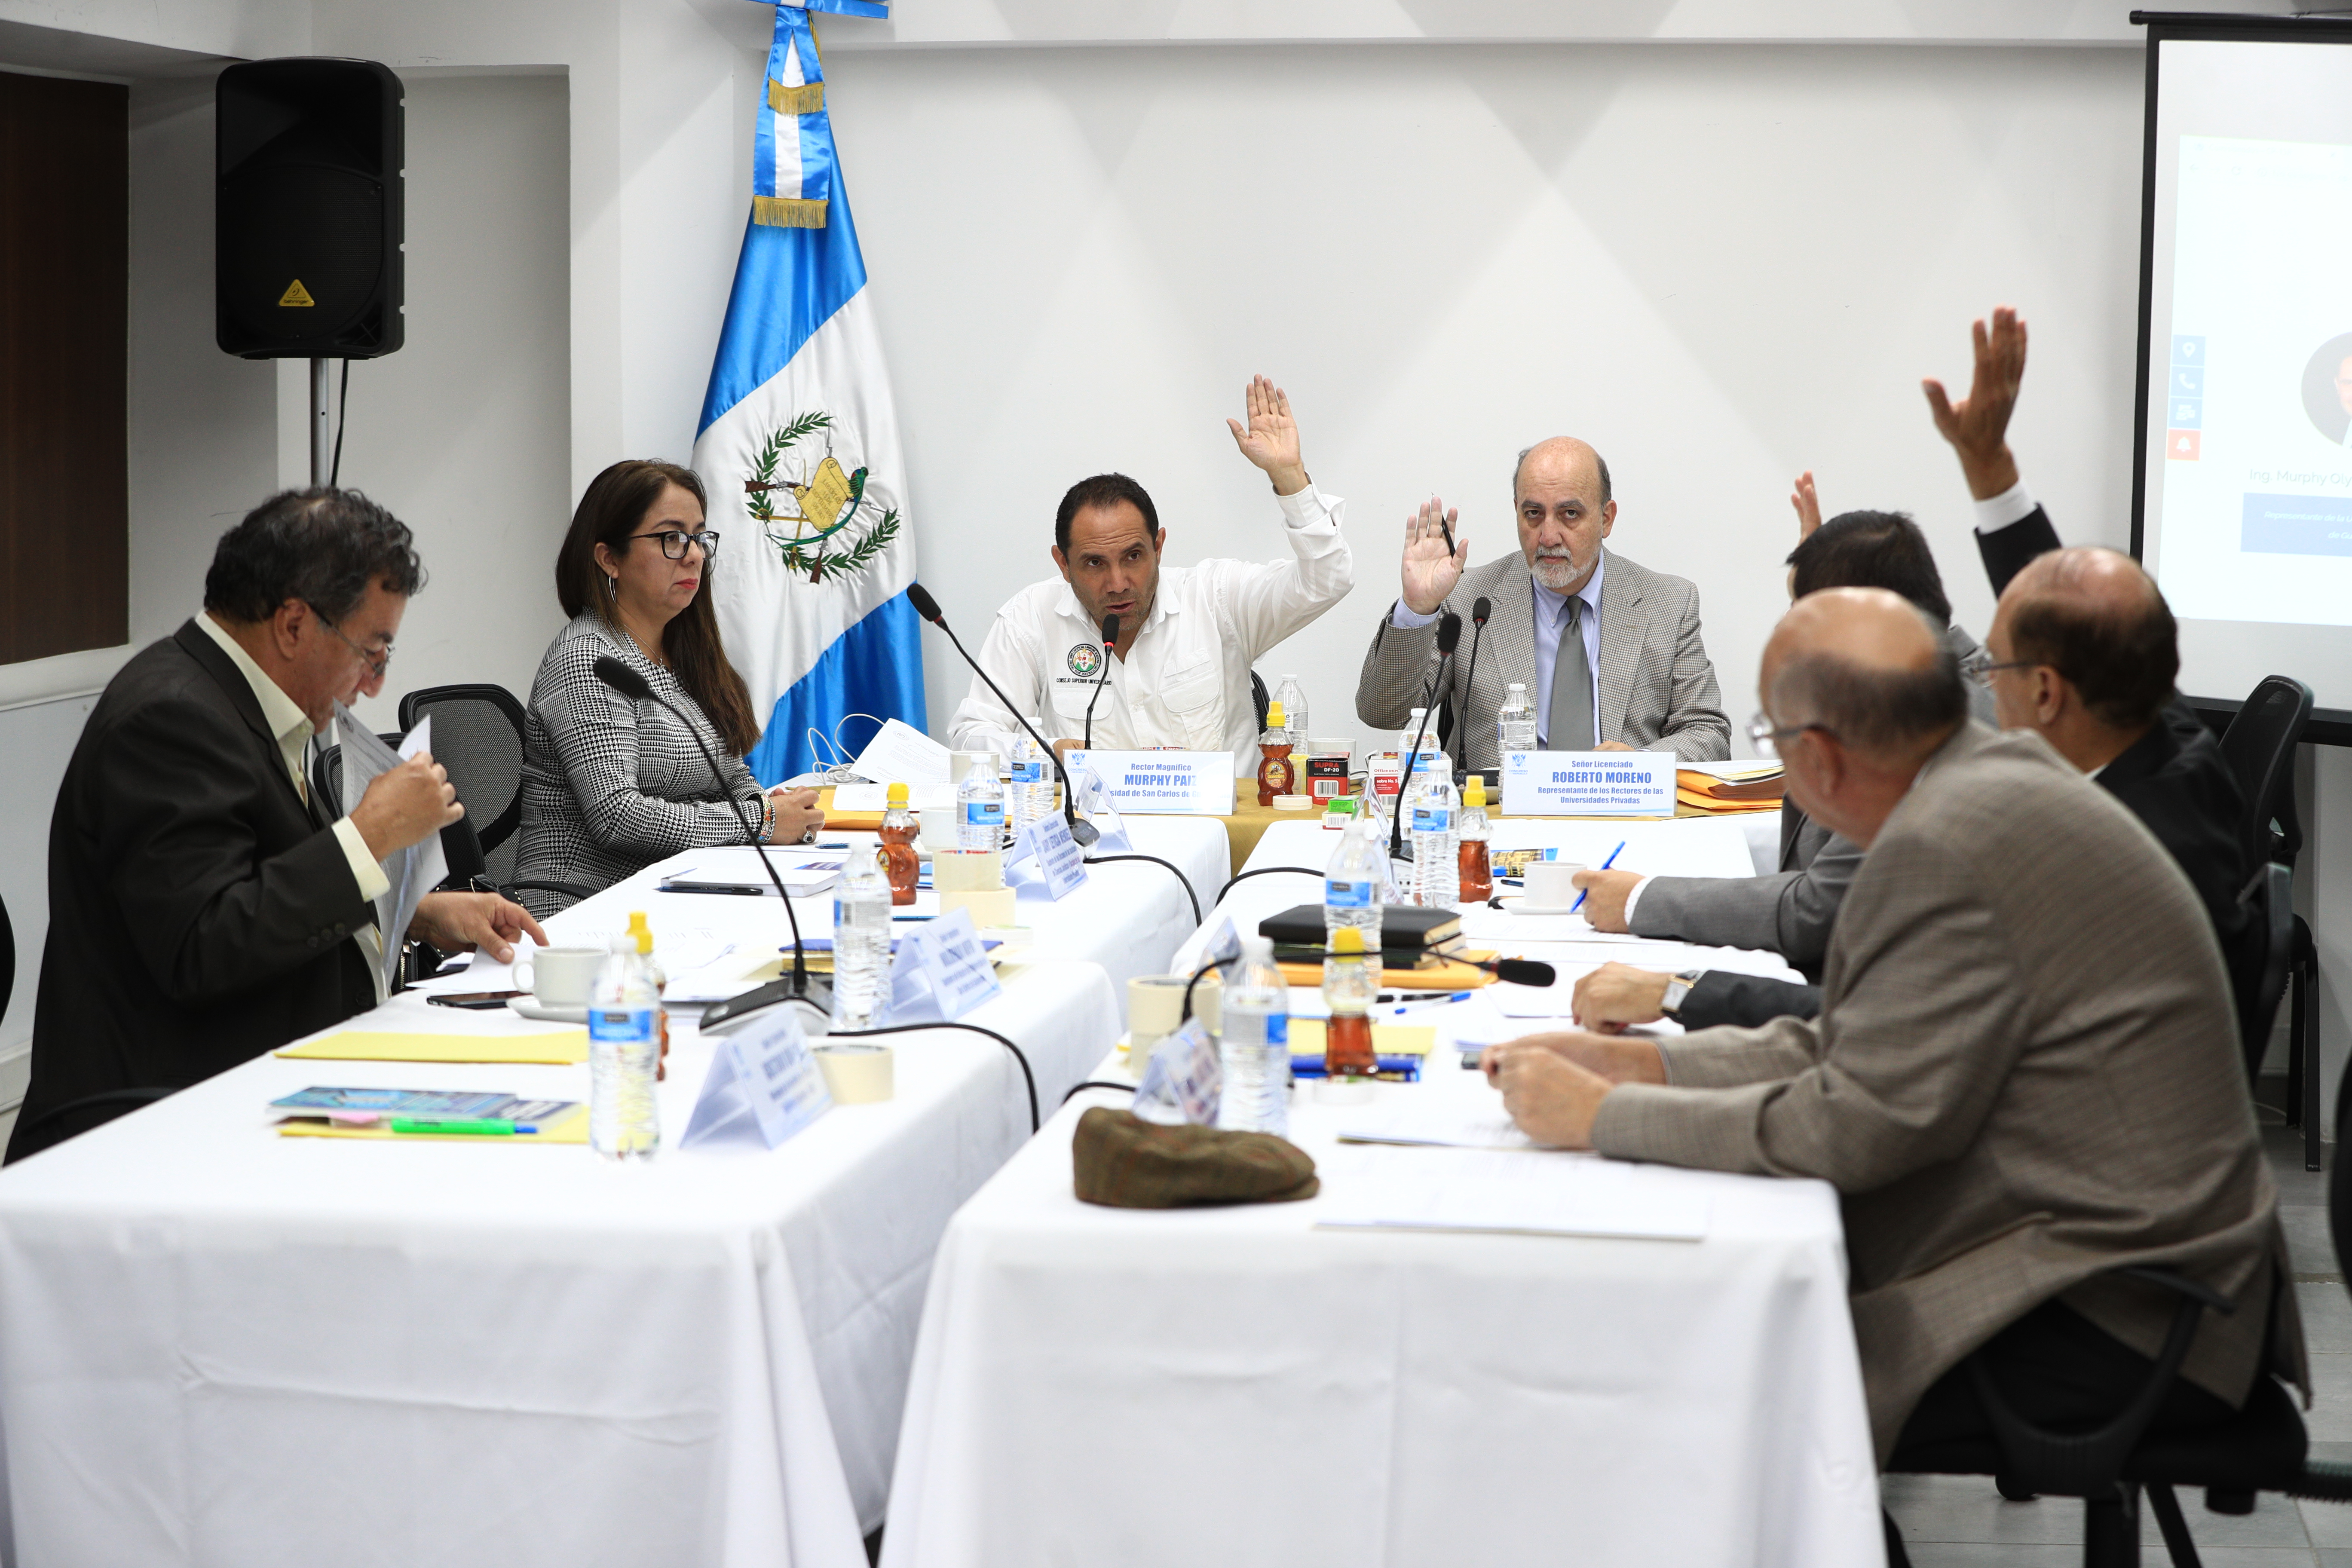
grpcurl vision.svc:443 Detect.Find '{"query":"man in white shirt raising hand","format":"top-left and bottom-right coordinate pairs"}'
top-left (946, 375), bottom-right (1355, 774)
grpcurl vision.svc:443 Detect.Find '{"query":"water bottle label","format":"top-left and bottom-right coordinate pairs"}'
top-left (1325, 876), bottom-right (1374, 909)
top-left (1411, 806), bottom-right (1453, 833)
top-left (963, 800), bottom-right (1005, 827)
top-left (588, 1005), bottom-right (656, 1043)
top-left (1230, 1011), bottom-right (1290, 1050)
top-left (1010, 760), bottom-right (1045, 783)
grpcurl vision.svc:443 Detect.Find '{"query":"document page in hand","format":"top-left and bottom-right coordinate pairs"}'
top-left (336, 706), bottom-right (447, 991)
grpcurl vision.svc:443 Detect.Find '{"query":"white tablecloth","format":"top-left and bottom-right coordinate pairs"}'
top-left (882, 814), bottom-right (1883, 1568)
top-left (0, 809), bottom-right (1216, 1566)
top-left (0, 956), bottom-right (1119, 1566)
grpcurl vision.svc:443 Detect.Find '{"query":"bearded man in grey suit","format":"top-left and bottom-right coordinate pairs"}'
top-left (1354, 438), bottom-right (1730, 765)
top-left (1484, 586), bottom-right (2302, 1467)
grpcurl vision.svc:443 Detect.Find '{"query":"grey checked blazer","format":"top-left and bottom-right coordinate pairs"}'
top-left (1629, 623), bottom-right (1994, 969)
top-left (514, 615), bottom-right (765, 916)
top-left (1592, 723), bottom-right (2305, 1459)
top-left (1353, 548), bottom-right (1730, 767)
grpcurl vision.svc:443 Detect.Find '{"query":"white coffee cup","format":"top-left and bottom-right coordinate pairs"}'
top-left (1524, 859), bottom-right (1586, 911)
top-left (511, 946), bottom-right (606, 1008)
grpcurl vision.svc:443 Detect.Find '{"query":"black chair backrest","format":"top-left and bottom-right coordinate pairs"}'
top-left (2244, 863), bottom-right (2297, 1081)
top-left (0, 888), bottom-right (14, 1027)
top-left (1250, 670), bottom-right (1270, 735)
top-left (398, 684), bottom-right (530, 883)
top-left (312, 742), bottom-right (343, 817)
top-left (2333, 1014), bottom-right (2352, 1286)
top-left (2217, 676), bottom-right (2313, 867)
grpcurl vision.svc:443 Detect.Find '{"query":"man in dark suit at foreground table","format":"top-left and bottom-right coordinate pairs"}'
top-left (8, 488), bottom-right (544, 1161)
top-left (1486, 586), bottom-right (2302, 1466)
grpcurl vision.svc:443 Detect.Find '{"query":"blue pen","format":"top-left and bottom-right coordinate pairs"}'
top-left (1570, 840), bottom-right (1627, 912)
top-left (1387, 991), bottom-right (1472, 1014)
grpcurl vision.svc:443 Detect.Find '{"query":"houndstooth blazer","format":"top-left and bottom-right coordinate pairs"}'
top-left (1353, 548), bottom-right (1730, 766)
top-left (513, 614), bottom-right (764, 916)
top-left (1592, 722), bottom-right (2305, 1460)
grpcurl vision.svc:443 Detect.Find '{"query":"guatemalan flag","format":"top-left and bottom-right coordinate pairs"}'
top-left (694, 0), bottom-right (924, 784)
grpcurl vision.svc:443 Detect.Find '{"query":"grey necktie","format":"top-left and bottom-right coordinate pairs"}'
top-left (1546, 593), bottom-right (1594, 750)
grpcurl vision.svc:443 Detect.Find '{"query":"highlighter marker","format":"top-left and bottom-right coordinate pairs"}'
top-left (387, 1118), bottom-right (531, 1136)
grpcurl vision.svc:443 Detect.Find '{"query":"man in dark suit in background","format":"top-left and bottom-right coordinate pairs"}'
top-left (1572, 308), bottom-right (2260, 1045)
top-left (8, 489), bottom-right (543, 1160)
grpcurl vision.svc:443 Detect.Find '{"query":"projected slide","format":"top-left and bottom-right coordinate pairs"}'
top-left (2156, 133), bottom-right (2352, 628)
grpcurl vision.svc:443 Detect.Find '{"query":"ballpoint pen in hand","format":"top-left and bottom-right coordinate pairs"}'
top-left (1569, 841), bottom-right (1627, 913)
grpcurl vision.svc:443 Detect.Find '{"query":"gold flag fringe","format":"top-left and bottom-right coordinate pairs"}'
top-left (767, 79), bottom-right (825, 115)
top-left (753, 195), bottom-right (830, 229)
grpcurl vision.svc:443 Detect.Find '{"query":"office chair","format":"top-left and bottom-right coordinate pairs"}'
top-left (1886, 1017), bottom-right (2352, 1567)
top-left (397, 684), bottom-right (531, 886)
top-left (2215, 676), bottom-right (2319, 1168)
top-left (1250, 671), bottom-right (1270, 735)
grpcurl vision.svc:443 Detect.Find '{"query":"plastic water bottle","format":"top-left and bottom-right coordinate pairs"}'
top-left (957, 758), bottom-right (1006, 851)
top-left (831, 848), bottom-right (893, 1030)
top-left (1275, 674), bottom-right (1309, 752)
top-left (1408, 763), bottom-right (1461, 908)
top-left (1324, 808), bottom-right (1386, 957)
top-left (1217, 936), bottom-right (1291, 1136)
top-left (1008, 726), bottom-right (1050, 833)
top-left (588, 924), bottom-right (661, 1160)
top-left (1498, 682), bottom-right (1537, 756)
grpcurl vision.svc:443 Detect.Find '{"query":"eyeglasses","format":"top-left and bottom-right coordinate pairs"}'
top-left (1957, 647), bottom-right (2038, 687)
top-left (632, 528), bottom-right (720, 562)
top-left (1746, 711), bottom-right (1837, 759)
top-left (306, 604), bottom-right (395, 677)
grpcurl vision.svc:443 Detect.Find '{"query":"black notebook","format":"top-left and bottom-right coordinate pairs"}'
top-left (1257, 903), bottom-right (1463, 951)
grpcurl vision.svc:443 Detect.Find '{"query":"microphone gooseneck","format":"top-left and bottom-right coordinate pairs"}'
top-left (1391, 612), bottom-right (1464, 861)
top-left (1082, 612), bottom-right (1121, 751)
top-left (908, 581), bottom-right (1099, 848)
top-left (1457, 595), bottom-right (1493, 781)
top-left (592, 654), bottom-right (818, 1000)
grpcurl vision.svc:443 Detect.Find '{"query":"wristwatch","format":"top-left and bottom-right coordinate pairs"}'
top-left (1659, 970), bottom-right (1705, 1020)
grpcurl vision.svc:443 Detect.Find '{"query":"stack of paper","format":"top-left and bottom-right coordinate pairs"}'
top-left (1676, 760), bottom-right (1785, 814)
top-left (1317, 1139), bottom-right (1709, 1241)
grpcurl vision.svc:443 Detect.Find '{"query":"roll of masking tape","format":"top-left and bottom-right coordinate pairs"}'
top-left (939, 886), bottom-right (1018, 928)
top-left (816, 1042), bottom-right (894, 1104)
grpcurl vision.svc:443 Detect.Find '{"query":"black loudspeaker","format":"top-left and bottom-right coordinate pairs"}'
top-left (216, 58), bottom-right (403, 359)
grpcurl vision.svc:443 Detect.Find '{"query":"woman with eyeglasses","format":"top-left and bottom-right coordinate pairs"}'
top-left (514, 459), bottom-right (822, 915)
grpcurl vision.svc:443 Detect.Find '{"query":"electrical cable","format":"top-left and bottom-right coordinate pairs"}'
top-left (1061, 1079), bottom-right (1137, 1104)
top-left (1083, 851), bottom-right (1201, 927)
top-left (831, 1021), bottom-right (1039, 1133)
top-left (1215, 865), bottom-right (1321, 902)
top-left (1179, 956), bottom-right (1222, 1023)
top-left (328, 358), bottom-right (350, 488)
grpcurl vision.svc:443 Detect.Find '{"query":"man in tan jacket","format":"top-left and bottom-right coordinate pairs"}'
top-left (1485, 587), bottom-right (2300, 1462)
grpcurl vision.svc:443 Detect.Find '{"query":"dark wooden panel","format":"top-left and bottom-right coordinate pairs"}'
top-left (0, 70), bottom-right (128, 664)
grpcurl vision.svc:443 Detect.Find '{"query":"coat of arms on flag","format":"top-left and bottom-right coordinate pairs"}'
top-left (693, 0), bottom-right (925, 784)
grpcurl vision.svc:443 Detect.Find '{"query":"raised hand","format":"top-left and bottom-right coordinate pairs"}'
top-left (1399, 496), bottom-right (1467, 615)
top-left (349, 750), bottom-right (463, 860)
top-left (1790, 470), bottom-right (1823, 539)
top-left (1922, 306), bottom-right (2027, 499)
top-left (1225, 374), bottom-right (1308, 495)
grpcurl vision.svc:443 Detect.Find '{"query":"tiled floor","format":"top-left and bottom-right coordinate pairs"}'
top-left (1883, 1107), bottom-right (2347, 1566)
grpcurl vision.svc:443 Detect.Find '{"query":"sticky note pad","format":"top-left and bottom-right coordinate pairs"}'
top-left (1286, 1021), bottom-right (1436, 1057)
top-left (276, 1030), bottom-right (589, 1065)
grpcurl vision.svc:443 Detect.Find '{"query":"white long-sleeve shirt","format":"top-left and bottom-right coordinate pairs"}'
top-left (947, 486), bottom-right (1354, 774)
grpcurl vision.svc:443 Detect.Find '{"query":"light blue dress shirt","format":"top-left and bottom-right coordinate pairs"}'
top-left (1389, 553), bottom-right (1605, 746)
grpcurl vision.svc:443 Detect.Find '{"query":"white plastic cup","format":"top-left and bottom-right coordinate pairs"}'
top-left (1524, 860), bottom-right (1586, 910)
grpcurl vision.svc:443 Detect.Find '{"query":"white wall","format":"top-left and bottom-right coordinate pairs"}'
top-left (822, 42), bottom-right (2147, 760)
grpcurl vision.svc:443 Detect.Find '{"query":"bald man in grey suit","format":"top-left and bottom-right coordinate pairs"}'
top-left (1484, 587), bottom-right (2301, 1467)
top-left (1354, 438), bottom-right (1730, 766)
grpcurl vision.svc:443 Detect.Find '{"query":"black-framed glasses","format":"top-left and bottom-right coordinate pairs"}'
top-left (306, 604), bottom-right (394, 677)
top-left (631, 528), bottom-right (720, 562)
top-left (1746, 711), bottom-right (1836, 759)
top-left (1957, 647), bottom-right (2038, 687)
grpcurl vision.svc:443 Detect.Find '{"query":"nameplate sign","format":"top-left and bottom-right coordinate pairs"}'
top-left (1066, 750), bottom-right (1235, 816)
top-left (1009, 812), bottom-right (1089, 900)
top-left (1501, 750), bottom-right (1675, 817)
top-left (883, 905), bottom-right (1002, 1026)
top-left (681, 1009), bottom-right (832, 1150)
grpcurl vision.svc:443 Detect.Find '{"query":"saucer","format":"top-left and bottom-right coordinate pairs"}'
top-left (507, 997), bottom-right (590, 1024)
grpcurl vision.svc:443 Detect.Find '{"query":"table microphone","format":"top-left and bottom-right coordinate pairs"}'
top-left (1390, 610), bottom-right (1462, 861)
top-left (906, 582), bottom-right (1099, 847)
top-left (1455, 596), bottom-right (1493, 779)
top-left (591, 655), bottom-right (825, 1008)
top-left (1081, 612), bottom-right (1121, 750)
